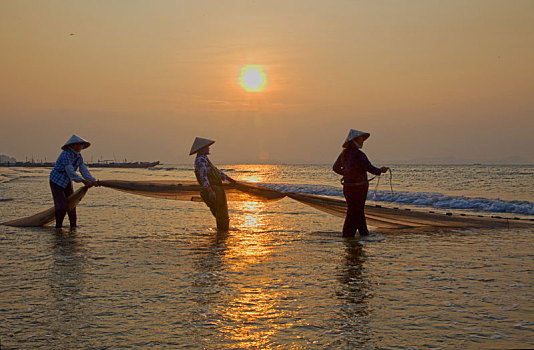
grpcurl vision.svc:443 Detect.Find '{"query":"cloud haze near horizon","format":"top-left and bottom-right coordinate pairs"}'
top-left (1, 0), bottom-right (533, 165)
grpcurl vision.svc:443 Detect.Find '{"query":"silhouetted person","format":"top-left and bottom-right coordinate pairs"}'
top-left (190, 137), bottom-right (236, 231)
top-left (333, 129), bottom-right (389, 237)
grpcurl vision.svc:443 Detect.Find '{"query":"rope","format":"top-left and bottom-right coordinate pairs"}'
top-left (388, 168), bottom-right (394, 196)
top-left (373, 174), bottom-right (381, 198)
top-left (373, 168), bottom-right (394, 199)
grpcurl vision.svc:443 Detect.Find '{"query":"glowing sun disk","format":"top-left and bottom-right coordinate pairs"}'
top-left (239, 65), bottom-right (266, 92)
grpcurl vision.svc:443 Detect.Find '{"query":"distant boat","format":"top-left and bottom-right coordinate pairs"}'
top-left (0, 162), bottom-right (56, 168)
top-left (87, 161), bottom-right (160, 168)
top-left (0, 161), bottom-right (160, 168)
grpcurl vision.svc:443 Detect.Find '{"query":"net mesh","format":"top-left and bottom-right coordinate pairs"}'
top-left (97, 180), bottom-right (286, 202)
top-left (3, 180), bottom-right (532, 229)
top-left (2, 186), bottom-right (88, 227)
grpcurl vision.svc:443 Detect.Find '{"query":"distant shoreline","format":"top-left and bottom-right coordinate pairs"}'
top-left (0, 161), bottom-right (160, 168)
top-left (154, 162), bottom-right (534, 166)
top-left (2, 162), bottom-right (533, 167)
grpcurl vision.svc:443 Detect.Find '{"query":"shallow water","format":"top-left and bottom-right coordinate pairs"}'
top-left (1, 165), bottom-right (534, 349)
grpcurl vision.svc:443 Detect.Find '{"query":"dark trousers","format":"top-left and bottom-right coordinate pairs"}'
top-left (200, 185), bottom-right (229, 231)
top-left (50, 180), bottom-right (76, 228)
top-left (343, 185), bottom-right (369, 237)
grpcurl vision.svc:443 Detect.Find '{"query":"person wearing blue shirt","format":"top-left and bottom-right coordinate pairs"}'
top-left (49, 135), bottom-right (98, 229)
top-left (333, 129), bottom-right (389, 237)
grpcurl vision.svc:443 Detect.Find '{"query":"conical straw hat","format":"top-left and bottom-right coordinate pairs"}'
top-left (343, 129), bottom-right (370, 148)
top-left (61, 134), bottom-right (91, 150)
top-left (189, 137), bottom-right (215, 155)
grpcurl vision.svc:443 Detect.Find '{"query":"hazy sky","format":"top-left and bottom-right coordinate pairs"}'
top-left (1, 0), bottom-right (533, 164)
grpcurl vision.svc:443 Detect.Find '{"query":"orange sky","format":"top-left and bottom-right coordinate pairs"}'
top-left (1, 0), bottom-right (533, 164)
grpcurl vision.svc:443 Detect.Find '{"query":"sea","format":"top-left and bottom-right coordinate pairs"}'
top-left (1, 164), bottom-right (533, 349)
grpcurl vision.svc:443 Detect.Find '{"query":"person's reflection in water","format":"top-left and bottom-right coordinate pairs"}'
top-left (335, 238), bottom-right (372, 346)
top-left (48, 229), bottom-right (90, 347)
top-left (188, 230), bottom-right (229, 345)
top-left (192, 230), bottom-right (228, 294)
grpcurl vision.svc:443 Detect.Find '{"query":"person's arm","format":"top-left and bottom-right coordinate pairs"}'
top-left (361, 152), bottom-right (382, 176)
top-left (65, 164), bottom-right (84, 182)
top-left (216, 168), bottom-right (229, 181)
top-left (333, 153), bottom-right (344, 175)
top-left (79, 162), bottom-right (96, 183)
top-left (216, 167), bottom-right (236, 183)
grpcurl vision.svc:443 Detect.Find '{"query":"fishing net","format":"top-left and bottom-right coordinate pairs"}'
top-left (286, 192), bottom-right (527, 229)
top-left (2, 186), bottom-right (88, 227)
top-left (2, 180), bottom-right (532, 229)
top-left (97, 180), bottom-right (286, 202)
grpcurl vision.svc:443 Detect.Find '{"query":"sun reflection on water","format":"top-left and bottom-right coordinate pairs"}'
top-left (217, 287), bottom-right (290, 349)
top-left (225, 200), bottom-right (272, 272)
top-left (215, 185), bottom-right (292, 347)
top-left (238, 173), bottom-right (264, 183)
top-left (192, 164), bottom-right (296, 347)
top-left (231, 164), bottom-right (280, 184)
top-left (235, 201), bottom-right (265, 231)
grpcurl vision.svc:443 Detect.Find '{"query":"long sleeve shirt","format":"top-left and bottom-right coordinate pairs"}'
top-left (194, 154), bottom-right (229, 188)
top-left (333, 147), bottom-right (382, 185)
top-left (50, 148), bottom-right (95, 188)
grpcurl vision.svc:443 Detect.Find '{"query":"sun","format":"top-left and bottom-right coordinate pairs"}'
top-left (239, 65), bottom-right (267, 92)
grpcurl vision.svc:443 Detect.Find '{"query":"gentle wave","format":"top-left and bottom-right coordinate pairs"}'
top-left (261, 183), bottom-right (534, 216)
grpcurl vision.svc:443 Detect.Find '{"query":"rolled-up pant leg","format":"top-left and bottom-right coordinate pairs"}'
top-left (342, 185), bottom-right (369, 237)
top-left (200, 185), bottom-right (229, 231)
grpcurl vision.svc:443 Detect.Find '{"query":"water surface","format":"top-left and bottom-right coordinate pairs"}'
top-left (1, 165), bottom-right (533, 348)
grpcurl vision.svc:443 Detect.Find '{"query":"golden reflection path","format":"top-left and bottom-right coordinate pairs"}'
top-left (226, 200), bottom-right (271, 271)
top-left (231, 164), bottom-right (278, 184)
top-left (225, 166), bottom-right (278, 272)
top-left (214, 165), bottom-right (292, 348)
top-left (217, 286), bottom-right (290, 349)
top-left (214, 198), bottom-right (291, 348)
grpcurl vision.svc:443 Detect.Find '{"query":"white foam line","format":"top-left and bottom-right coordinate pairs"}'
top-left (260, 183), bottom-right (534, 216)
